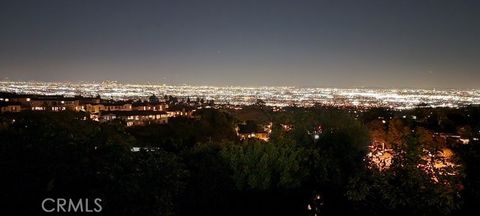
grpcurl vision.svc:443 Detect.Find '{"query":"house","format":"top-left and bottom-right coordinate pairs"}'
top-left (0, 92), bottom-right (33, 106)
top-left (0, 92), bottom-right (176, 126)
top-left (101, 101), bottom-right (132, 111)
top-left (166, 106), bottom-right (194, 118)
top-left (100, 110), bottom-right (168, 126)
top-left (29, 96), bottom-right (80, 111)
top-left (76, 95), bottom-right (101, 104)
top-left (132, 101), bottom-right (168, 111)
top-left (0, 93), bottom-right (83, 111)
top-left (0, 102), bottom-right (22, 113)
top-left (236, 122), bottom-right (270, 141)
top-left (85, 104), bottom-right (105, 114)
top-left (85, 101), bottom-right (132, 113)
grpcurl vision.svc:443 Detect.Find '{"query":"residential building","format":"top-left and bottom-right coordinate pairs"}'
top-left (0, 102), bottom-right (22, 113)
top-left (100, 110), bottom-right (168, 126)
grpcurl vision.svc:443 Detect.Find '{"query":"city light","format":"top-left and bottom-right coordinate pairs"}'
top-left (1, 81), bottom-right (479, 109)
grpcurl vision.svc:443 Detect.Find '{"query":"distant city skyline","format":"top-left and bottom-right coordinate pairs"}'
top-left (1, 0), bottom-right (479, 88)
top-left (1, 79), bottom-right (480, 90)
top-left (2, 81), bottom-right (480, 110)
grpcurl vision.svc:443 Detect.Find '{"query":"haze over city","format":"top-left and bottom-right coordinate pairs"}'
top-left (1, 0), bottom-right (479, 88)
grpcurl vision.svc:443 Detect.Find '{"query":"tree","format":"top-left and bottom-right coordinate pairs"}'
top-left (456, 140), bottom-right (480, 215)
top-left (179, 142), bottom-right (234, 216)
top-left (348, 134), bottom-right (462, 216)
top-left (0, 112), bottom-right (187, 216)
top-left (386, 118), bottom-right (410, 148)
top-left (305, 116), bottom-right (370, 216)
top-left (220, 139), bottom-right (308, 216)
top-left (221, 139), bottom-right (307, 190)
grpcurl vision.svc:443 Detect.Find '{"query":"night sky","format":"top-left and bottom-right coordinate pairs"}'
top-left (1, 0), bottom-right (479, 88)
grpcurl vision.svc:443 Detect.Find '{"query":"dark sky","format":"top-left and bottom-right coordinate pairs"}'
top-left (1, 0), bottom-right (479, 88)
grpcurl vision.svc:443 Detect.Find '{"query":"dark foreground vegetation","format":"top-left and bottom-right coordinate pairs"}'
top-left (1, 106), bottom-right (480, 216)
